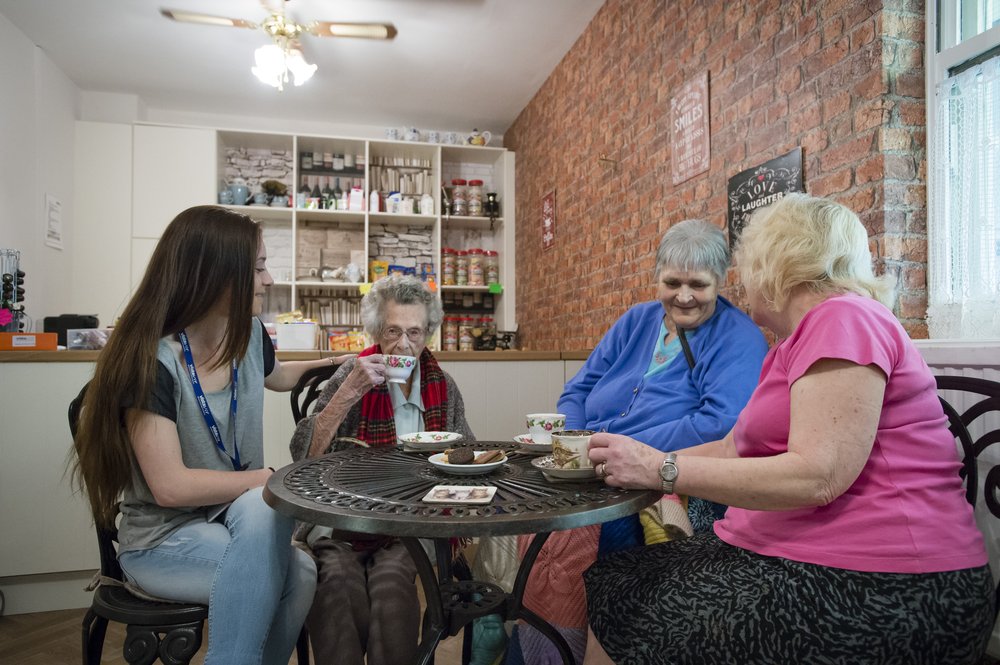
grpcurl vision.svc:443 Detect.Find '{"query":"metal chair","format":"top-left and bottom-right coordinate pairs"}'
top-left (70, 383), bottom-right (310, 664)
top-left (935, 374), bottom-right (1000, 623)
top-left (291, 362), bottom-right (340, 424)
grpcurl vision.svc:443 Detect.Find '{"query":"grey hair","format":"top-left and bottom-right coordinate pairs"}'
top-left (654, 219), bottom-right (730, 283)
top-left (360, 274), bottom-right (444, 338)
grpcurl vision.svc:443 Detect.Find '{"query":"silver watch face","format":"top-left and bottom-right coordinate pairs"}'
top-left (660, 455), bottom-right (678, 482)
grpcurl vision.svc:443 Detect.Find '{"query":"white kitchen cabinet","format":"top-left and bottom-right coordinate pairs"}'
top-left (132, 124), bottom-right (216, 239)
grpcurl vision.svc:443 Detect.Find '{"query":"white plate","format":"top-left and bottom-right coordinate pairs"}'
top-left (428, 451), bottom-right (507, 476)
top-left (513, 433), bottom-right (552, 453)
top-left (398, 431), bottom-right (464, 446)
top-left (531, 455), bottom-right (597, 479)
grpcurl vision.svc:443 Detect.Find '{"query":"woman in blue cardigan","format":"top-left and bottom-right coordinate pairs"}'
top-left (508, 220), bottom-right (768, 665)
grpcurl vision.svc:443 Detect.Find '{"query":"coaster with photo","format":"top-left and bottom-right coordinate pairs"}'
top-left (421, 484), bottom-right (497, 504)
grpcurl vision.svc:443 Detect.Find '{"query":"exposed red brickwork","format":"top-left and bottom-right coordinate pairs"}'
top-left (504, 0), bottom-right (927, 349)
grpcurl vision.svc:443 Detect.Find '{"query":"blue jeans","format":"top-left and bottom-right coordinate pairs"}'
top-left (119, 487), bottom-right (317, 665)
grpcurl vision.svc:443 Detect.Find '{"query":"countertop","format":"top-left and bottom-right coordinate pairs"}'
top-left (0, 349), bottom-right (592, 363)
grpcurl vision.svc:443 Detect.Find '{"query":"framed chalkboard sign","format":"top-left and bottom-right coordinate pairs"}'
top-left (726, 148), bottom-right (804, 250)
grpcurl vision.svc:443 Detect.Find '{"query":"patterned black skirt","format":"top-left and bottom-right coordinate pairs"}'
top-left (584, 532), bottom-right (994, 665)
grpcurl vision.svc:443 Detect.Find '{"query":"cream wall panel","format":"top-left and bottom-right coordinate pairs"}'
top-left (132, 124), bottom-right (216, 239)
top-left (73, 122), bottom-right (132, 326)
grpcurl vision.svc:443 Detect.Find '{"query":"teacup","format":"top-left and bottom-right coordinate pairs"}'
top-left (550, 429), bottom-right (596, 470)
top-left (384, 354), bottom-right (417, 383)
top-left (526, 413), bottom-right (566, 445)
top-left (426, 131), bottom-right (440, 143)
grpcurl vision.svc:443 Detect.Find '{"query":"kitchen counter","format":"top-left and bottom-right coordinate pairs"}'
top-left (0, 349), bottom-right (587, 362)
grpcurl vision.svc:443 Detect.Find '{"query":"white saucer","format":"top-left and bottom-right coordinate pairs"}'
top-left (399, 431), bottom-right (463, 446)
top-left (530, 455), bottom-right (597, 479)
top-left (429, 451), bottom-right (507, 476)
top-left (513, 433), bottom-right (552, 454)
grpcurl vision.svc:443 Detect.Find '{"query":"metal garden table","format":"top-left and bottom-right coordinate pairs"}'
top-left (264, 441), bottom-right (659, 665)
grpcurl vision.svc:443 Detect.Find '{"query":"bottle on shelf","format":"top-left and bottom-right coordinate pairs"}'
top-left (458, 317), bottom-right (475, 351)
top-left (485, 250), bottom-right (499, 284)
top-left (442, 316), bottom-right (459, 351)
top-left (310, 178), bottom-right (322, 200)
top-left (333, 177), bottom-right (344, 206)
top-left (321, 177), bottom-right (333, 209)
top-left (467, 248), bottom-right (485, 286)
top-left (455, 250), bottom-right (469, 286)
top-left (324, 152), bottom-right (333, 169)
top-left (301, 152), bottom-right (313, 170)
top-left (467, 180), bottom-right (484, 216)
top-left (442, 248), bottom-right (457, 285)
top-left (450, 179), bottom-right (468, 216)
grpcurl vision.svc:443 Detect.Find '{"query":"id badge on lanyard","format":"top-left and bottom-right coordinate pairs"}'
top-left (178, 330), bottom-right (246, 471)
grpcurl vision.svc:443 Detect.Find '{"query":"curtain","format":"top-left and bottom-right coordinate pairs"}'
top-left (929, 53), bottom-right (1000, 338)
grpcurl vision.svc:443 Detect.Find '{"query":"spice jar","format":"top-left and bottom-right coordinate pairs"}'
top-left (450, 179), bottom-right (468, 216)
top-left (467, 248), bottom-right (485, 286)
top-left (442, 248), bottom-right (457, 285)
top-left (458, 317), bottom-right (475, 351)
top-left (484, 250), bottom-right (499, 284)
top-left (455, 250), bottom-right (469, 286)
top-left (467, 179), bottom-right (484, 216)
top-left (442, 316), bottom-right (459, 351)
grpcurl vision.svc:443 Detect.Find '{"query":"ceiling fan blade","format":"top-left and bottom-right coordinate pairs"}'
top-left (307, 21), bottom-right (397, 40)
top-left (160, 9), bottom-right (258, 30)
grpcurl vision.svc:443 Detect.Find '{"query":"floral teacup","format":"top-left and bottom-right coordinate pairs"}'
top-left (525, 413), bottom-right (566, 445)
top-left (384, 354), bottom-right (417, 383)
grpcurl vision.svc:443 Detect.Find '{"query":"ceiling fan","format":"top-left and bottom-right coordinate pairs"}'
top-left (160, 1), bottom-right (397, 89)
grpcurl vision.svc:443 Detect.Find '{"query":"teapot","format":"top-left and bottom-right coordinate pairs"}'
top-left (404, 127), bottom-right (421, 142)
top-left (228, 178), bottom-right (249, 206)
top-left (466, 129), bottom-right (492, 146)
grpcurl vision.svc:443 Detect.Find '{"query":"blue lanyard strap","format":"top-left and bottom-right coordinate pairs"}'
top-left (177, 330), bottom-right (244, 471)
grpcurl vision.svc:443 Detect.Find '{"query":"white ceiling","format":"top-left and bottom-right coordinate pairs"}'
top-left (0, 0), bottom-right (605, 135)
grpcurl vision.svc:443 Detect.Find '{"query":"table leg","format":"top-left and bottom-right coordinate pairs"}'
top-left (402, 537), bottom-right (446, 665)
top-left (507, 532), bottom-right (577, 665)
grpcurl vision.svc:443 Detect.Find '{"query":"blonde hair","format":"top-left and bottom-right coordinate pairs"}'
top-left (735, 193), bottom-right (895, 311)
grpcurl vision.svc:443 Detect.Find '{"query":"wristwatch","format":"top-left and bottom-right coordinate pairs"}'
top-left (659, 452), bottom-right (679, 493)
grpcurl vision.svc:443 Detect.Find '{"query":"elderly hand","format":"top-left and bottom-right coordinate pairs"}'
top-left (588, 432), bottom-right (665, 490)
top-left (339, 354), bottom-right (387, 401)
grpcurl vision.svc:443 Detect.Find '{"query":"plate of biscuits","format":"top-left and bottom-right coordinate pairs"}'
top-left (428, 449), bottom-right (507, 476)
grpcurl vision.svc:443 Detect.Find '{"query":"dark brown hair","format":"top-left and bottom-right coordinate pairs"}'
top-left (71, 206), bottom-right (261, 527)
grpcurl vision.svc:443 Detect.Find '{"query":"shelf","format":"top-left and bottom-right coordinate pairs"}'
top-left (227, 204), bottom-right (293, 222)
top-left (295, 281), bottom-right (365, 289)
top-left (297, 209), bottom-right (366, 224)
top-left (369, 211), bottom-right (435, 227)
top-left (299, 166), bottom-right (365, 178)
top-left (442, 214), bottom-right (502, 230)
top-left (440, 284), bottom-right (500, 292)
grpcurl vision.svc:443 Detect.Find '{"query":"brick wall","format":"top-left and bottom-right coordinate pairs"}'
top-left (504, 0), bottom-right (926, 351)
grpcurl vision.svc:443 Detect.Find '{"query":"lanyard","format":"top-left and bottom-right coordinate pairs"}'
top-left (177, 330), bottom-right (245, 471)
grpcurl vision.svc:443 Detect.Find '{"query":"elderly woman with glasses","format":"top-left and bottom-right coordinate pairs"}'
top-left (289, 274), bottom-right (474, 665)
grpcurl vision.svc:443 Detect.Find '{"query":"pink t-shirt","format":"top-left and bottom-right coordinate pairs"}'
top-left (714, 295), bottom-right (987, 573)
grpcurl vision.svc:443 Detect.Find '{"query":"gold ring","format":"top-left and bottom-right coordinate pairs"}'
top-left (598, 462), bottom-right (608, 478)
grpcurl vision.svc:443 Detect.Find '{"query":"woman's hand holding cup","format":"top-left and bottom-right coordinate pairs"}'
top-left (588, 432), bottom-right (666, 490)
top-left (342, 354), bottom-right (387, 400)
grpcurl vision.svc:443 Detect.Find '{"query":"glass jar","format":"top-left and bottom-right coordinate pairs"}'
top-left (458, 317), bottom-right (475, 351)
top-left (442, 248), bottom-right (457, 285)
top-left (450, 179), bottom-right (468, 216)
top-left (455, 250), bottom-right (469, 286)
top-left (442, 316), bottom-right (459, 351)
top-left (484, 250), bottom-right (499, 284)
top-left (467, 179), bottom-right (484, 216)
top-left (467, 248), bottom-right (485, 286)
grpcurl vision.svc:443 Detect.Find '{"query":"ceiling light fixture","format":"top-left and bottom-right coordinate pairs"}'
top-left (250, 10), bottom-right (316, 91)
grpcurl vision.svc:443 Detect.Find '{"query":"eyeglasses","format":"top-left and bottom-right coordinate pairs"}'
top-left (383, 326), bottom-right (427, 342)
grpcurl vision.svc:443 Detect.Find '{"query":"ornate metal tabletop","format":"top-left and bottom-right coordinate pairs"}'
top-left (264, 442), bottom-right (660, 539)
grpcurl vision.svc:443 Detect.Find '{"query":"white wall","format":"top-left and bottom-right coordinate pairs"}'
top-left (0, 13), bottom-right (79, 331)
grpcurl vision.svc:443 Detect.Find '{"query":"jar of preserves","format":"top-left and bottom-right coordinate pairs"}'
top-left (442, 316), bottom-right (459, 351)
top-left (455, 250), bottom-right (469, 286)
top-left (458, 317), bottom-right (475, 351)
top-left (442, 248), bottom-right (457, 285)
top-left (450, 179), bottom-right (468, 216)
top-left (484, 250), bottom-right (499, 284)
top-left (467, 248), bottom-right (485, 286)
top-left (467, 179), bottom-right (484, 216)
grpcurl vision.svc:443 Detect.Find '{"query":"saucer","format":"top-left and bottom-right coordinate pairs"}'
top-left (513, 433), bottom-right (552, 454)
top-left (531, 455), bottom-right (597, 479)
top-left (429, 451), bottom-right (507, 476)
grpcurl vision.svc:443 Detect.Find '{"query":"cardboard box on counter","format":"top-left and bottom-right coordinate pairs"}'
top-left (0, 332), bottom-right (58, 350)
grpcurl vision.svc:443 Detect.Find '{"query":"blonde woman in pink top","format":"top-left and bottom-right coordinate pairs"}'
top-left (582, 193), bottom-right (993, 665)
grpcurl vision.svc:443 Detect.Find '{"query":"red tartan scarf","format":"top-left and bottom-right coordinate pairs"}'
top-left (355, 344), bottom-right (448, 447)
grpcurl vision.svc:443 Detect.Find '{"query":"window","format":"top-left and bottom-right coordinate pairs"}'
top-left (927, 1), bottom-right (1000, 338)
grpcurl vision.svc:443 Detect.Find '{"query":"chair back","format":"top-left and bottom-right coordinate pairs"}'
top-left (290, 363), bottom-right (339, 424)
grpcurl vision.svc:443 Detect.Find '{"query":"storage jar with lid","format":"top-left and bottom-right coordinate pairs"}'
top-left (458, 317), bottom-right (475, 351)
top-left (484, 250), bottom-right (499, 284)
top-left (467, 248), bottom-right (485, 286)
top-left (467, 179), bottom-right (484, 216)
top-left (442, 316), bottom-right (459, 351)
top-left (455, 250), bottom-right (469, 286)
top-left (450, 179), bottom-right (468, 216)
top-left (442, 248), bottom-right (457, 285)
